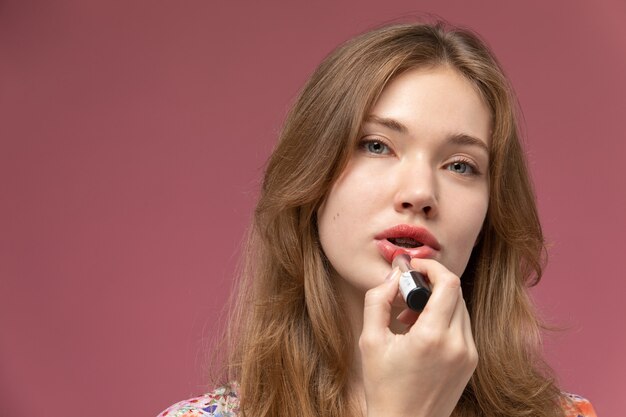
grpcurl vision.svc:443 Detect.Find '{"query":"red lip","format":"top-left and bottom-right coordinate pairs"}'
top-left (375, 224), bottom-right (441, 263)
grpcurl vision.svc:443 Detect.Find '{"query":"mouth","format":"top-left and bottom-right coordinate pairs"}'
top-left (386, 237), bottom-right (424, 248)
top-left (375, 224), bottom-right (440, 249)
top-left (375, 224), bottom-right (441, 263)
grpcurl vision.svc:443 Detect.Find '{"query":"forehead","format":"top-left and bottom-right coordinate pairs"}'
top-left (367, 66), bottom-right (492, 148)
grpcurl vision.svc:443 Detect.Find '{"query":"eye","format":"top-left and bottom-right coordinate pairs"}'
top-left (447, 158), bottom-right (480, 176)
top-left (359, 138), bottom-right (392, 155)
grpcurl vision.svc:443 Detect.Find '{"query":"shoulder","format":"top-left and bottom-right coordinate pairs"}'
top-left (561, 392), bottom-right (598, 417)
top-left (157, 382), bottom-right (240, 417)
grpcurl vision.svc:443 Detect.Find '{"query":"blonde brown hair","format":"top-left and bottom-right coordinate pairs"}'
top-left (223, 21), bottom-right (566, 417)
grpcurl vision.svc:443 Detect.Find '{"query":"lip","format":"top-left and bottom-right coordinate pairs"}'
top-left (375, 224), bottom-right (441, 263)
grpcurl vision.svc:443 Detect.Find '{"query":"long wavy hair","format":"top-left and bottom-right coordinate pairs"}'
top-left (222, 21), bottom-right (567, 417)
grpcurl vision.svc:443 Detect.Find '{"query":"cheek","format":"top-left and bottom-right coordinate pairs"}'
top-left (316, 182), bottom-right (350, 257)
top-left (447, 190), bottom-right (489, 275)
top-left (317, 185), bottom-right (360, 245)
top-left (318, 164), bottom-right (382, 228)
top-left (470, 198), bottom-right (488, 237)
top-left (458, 183), bottom-right (489, 234)
top-left (465, 200), bottom-right (488, 246)
top-left (316, 165), bottom-right (383, 269)
top-left (316, 195), bottom-right (355, 282)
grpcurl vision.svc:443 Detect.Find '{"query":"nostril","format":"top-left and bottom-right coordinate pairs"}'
top-left (401, 202), bottom-right (412, 209)
top-left (423, 206), bottom-right (432, 214)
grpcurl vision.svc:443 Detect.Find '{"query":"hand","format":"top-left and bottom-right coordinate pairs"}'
top-left (359, 258), bottom-right (478, 417)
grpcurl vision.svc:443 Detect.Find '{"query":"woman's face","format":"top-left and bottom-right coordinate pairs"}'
top-left (317, 66), bottom-right (491, 302)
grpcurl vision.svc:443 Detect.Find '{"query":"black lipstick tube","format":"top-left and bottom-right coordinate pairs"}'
top-left (392, 253), bottom-right (431, 311)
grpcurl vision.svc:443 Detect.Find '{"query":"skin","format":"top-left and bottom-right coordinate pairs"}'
top-left (316, 65), bottom-right (492, 417)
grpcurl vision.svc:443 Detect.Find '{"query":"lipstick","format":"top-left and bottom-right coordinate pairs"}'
top-left (375, 224), bottom-right (441, 263)
top-left (392, 253), bottom-right (431, 311)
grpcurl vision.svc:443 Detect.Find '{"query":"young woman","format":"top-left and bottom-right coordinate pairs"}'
top-left (158, 21), bottom-right (597, 417)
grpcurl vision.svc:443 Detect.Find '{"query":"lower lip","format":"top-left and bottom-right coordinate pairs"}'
top-left (376, 239), bottom-right (437, 263)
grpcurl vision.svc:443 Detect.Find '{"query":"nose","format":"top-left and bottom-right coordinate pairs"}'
top-left (393, 161), bottom-right (438, 218)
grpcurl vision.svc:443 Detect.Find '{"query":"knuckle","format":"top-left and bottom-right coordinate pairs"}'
top-left (363, 287), bottom-right (383, 306)
top-left (468, 345), bottom-right (479, 368)
top-left (416, 327), bottom-right (444, 349)
top-left (448, 342), bottom-right (479, 369)
top-left (358, 333), bottom-right (377, 352)
top-left (441, 273), bottom-right (461, 290)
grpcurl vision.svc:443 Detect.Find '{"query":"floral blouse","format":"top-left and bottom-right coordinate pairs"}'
top-left (157, 382), bottom-right (597, 417)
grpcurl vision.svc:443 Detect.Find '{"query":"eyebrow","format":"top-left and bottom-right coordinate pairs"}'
top-left (364, 114), bottom-right (408, 134)
top-left (448, 133), bottom-right (489, 154)
top-left (364, 114), bottom-right (489, 154)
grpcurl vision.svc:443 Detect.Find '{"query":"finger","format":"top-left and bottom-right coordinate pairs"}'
top-left (459, 295), bottom-right (478, 367)
top-left (396, 308), bottom-right (420, 326)
top-left (408, 258), bottom-right (461, 330)
top-left (448, 288), bottom-right (466, 331)
top-left (460, 296), bottom-right (476, 347)
top-left (361, 267), bottom-right (401, 340)
top-left (446, 290), bottom-right (479, 368)
top-left (450, 290), bottom-right (477, 354)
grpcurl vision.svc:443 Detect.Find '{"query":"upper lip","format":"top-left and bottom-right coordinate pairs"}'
top-left (375, 224), bottom-right (441, 250)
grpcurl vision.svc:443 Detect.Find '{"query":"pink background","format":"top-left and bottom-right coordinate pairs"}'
top-left (1, 1), bottom-right (624, 416)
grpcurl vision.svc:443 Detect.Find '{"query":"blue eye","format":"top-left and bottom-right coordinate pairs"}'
top-left (361, 139), bottom-right (391, 155)
top-left (448, 160), bottom-right (477, 175)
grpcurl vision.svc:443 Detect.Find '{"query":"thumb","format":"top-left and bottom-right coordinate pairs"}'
top-left (361, 267), bottom-right (401, 340)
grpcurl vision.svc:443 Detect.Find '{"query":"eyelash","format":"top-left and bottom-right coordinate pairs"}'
top-left (446, 157), bottom-right (481, 176)
top-left (358, 138), bottom-right (392, 155)
top-left (358, 137), bottom-right (482, 176)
